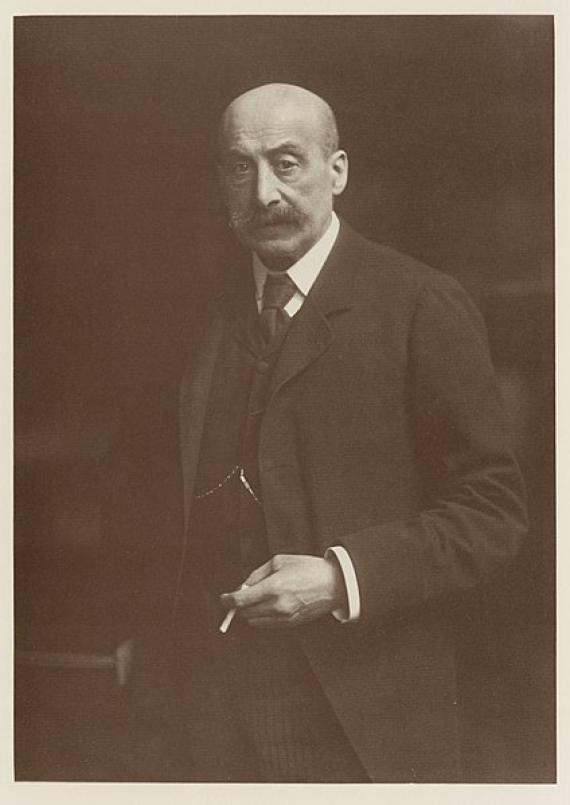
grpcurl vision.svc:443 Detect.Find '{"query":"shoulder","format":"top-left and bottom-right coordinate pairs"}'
top-left (337, 221), bottom-right (487, 343)
top-left (340, 220), bottom-right (459, 295)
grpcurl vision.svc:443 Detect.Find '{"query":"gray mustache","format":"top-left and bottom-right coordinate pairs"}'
top-left (230, 207), bottom-right (303, 230)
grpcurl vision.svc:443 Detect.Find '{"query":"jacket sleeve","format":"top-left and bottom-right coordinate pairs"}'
top-left (338, 274), bottom-right (528, 626)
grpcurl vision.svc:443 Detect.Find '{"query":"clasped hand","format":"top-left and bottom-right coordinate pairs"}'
top-left (220, 553), bottom-right (346, 628)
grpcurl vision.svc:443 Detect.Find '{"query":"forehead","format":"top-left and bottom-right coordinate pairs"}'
top-left (220, 98), bottom-right (323, 155)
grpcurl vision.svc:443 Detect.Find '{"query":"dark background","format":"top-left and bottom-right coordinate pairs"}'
top-left (14, 15), bottom-right (554, 782)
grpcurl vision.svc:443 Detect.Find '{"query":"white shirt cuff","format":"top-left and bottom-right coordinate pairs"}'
top-left (325, 546), bottom-right (361, 623)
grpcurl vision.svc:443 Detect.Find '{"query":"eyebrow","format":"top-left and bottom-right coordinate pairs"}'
top-left (266, 142), bottom-right (306, 157)
top-left (222, 142), bottom-right (307, 160)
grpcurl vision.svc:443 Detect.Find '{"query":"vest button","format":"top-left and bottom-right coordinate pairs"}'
top-left (257, 360), bottom-right (269, 374)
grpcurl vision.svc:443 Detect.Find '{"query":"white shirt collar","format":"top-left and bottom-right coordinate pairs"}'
top-left (253, 211), bottom-right (340, 301)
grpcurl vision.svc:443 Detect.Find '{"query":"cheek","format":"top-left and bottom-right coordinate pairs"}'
top-left (225, 182), bottom-right (251, 208)
top-left (291, 177), bottom-right (330, 207)
top-left (283, 187), bottom-right (315, 216)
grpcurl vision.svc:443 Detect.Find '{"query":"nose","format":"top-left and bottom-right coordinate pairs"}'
top-left (255, 163), bottom-right (281, 208)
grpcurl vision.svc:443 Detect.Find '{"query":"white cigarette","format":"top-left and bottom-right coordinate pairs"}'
top-left (219, 608), bottom-right (237, 634)
top-left (219, 583), bottom-right (249, 634)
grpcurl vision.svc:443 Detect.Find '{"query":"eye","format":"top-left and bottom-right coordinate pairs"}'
top-left (229, 161), bottom-right (250, 177)
top-left (275, 157), bottom-right (299, 174)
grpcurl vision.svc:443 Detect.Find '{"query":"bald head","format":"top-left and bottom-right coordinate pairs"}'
top-left (219, 83), bottom-right (339, 158)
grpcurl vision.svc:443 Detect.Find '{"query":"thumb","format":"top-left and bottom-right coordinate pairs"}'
top-left (242, 559), bottom-right (276, 588)
top-left (219, 581), bottom-right (249, 610)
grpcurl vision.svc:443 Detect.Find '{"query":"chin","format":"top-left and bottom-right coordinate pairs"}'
top-left (250, 237), bottom-right (302, 269)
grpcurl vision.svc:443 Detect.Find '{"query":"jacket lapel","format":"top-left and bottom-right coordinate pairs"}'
top-left (267, 220), bottom-right (361, 402)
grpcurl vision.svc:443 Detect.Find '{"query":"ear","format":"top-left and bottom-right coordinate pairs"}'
top-left (330, 150), bottom-right (348, 196)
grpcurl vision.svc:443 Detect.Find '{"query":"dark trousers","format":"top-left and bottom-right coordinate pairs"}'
top-left (172, 585), bottom-right (369, 783)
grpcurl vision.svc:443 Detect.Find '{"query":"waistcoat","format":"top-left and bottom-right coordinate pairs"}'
top-left (184, 299), bottom-right (293, 599)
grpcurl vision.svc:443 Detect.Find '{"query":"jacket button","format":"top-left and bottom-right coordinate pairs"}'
top-left (257, 360), bottom-right (269, 373)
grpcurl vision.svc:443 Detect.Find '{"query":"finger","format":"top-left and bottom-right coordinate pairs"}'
top-left (220, 575), bottom-right (275, 609)
top-left (218, 582), bottom-right (249, 612)
top-left (247, 616), bottom-right (294, 629)
top-left (219, 560), bottom-right (276, 610)
top-left (222, 554), bottom-right (296, 608)
top-left (248, 611), bottom-right (305, 628)
top-left (242, 559), bottom-right (276, 588)
top-left (238, 600), bottom-right (280, 619)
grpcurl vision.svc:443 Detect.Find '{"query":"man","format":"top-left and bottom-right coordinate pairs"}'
top-left (165, 83), bottom-right (526, 782)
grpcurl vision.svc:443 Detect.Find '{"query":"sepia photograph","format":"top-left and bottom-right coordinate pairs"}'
top-left (13, 12), bottom-right (555, 786)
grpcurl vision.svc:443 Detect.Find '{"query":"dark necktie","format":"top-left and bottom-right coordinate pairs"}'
top-left (259, 272), bottom-right (297, 345)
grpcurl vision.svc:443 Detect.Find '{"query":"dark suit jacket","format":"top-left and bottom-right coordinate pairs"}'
top-left (176, 220), bottom-right (527, 782)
